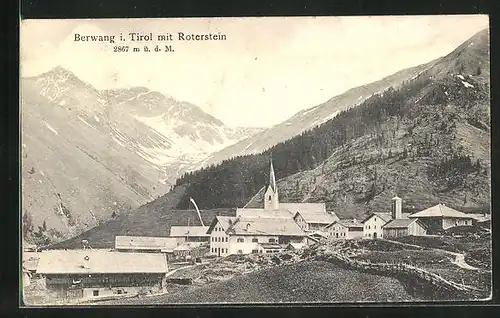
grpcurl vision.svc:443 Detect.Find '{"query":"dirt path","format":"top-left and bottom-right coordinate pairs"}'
top-left (165, 264), bottom-right (196, 278)
top-left (382, 239), bottom-right (480, 271)
top-left (451, 253), bottom-right (479, 271)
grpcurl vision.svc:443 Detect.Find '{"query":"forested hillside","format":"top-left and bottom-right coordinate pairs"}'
top-left (174, 29), bottom-right (490, 217)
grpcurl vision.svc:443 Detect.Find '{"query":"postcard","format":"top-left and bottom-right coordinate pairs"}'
top-left (20, 15), bottom-right (491, 306)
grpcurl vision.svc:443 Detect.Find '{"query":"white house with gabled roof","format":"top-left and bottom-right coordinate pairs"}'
top-left (206, 215), bottom-right (307, 256)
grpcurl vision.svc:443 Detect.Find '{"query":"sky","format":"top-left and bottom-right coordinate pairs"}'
top-left (20, 16), bottom-right (489, 128)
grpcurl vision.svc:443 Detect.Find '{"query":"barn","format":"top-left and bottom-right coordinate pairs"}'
top-left (36, 250), bottom-right (168, 300)
top-left (408, 204), bottom-right (474, 233)
top-left (382, 218), bottom-right (427, 239)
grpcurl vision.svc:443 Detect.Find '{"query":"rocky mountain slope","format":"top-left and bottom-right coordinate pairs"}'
top-left (21, 67), bottom-right (260, 245)
top-left (176, 29), bottom-right (490, 216)
top-left (51, 29), bottom-right (490, 248)
top-left (195, 58), bottom-right (439, 170)
top-left (244, 29), bottom-right (491, 218)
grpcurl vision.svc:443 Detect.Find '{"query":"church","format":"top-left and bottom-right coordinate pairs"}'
top-left (236, 160), bottom-right (338, 231)
top-left (206, 159), bottom-right (337, 256)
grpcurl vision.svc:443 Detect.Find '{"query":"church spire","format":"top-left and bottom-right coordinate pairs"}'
top-left (264, 157), bottom-right (279, 210)
top-left (269, 158), bottom-right (277, 193)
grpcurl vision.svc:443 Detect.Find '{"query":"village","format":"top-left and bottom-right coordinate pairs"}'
top-left (22, 160), bottom-right (492, 304)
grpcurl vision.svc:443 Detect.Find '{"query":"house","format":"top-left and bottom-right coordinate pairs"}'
top-left (469, 213), bottom-right (491, 229)
top-left (257, 243), bottom-right (284, 254)
top-left (362, 196), bottom-right (411, 239)
top-left (22, 266), bottom-right (32, 287)
top-left (292, 208), bottom-right (339, 232)
top-left (169, 226), bottom-right (210, 244)
top-left (115, 236), bottom-right (179, 253)
top-left (362, 212), bottom-right (392, 239)
top-left (382, 218), bottom-right (427, 239)
top-left (325, 219), bottom-right (364, 239)
top-left (36, 250), bottom-right (168, 299)
top-left (408, 204), bottom-right (474, 233)
top-left (22, 255), bottom-right (40, 277)
top-left (207, 215), bottom-right (307, 256)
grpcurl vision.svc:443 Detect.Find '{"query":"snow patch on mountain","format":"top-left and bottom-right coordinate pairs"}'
top-left (311, 110), bottom-right (340, 128)
top-left (43, 121), bottom-right (59, 135)
top-left (78, 116), bottom-right (98, 131)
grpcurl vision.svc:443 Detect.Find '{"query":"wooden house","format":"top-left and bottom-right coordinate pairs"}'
top-left (36, 250), bottom-right (168, 299)
top-left (169, 226), bottom-right (210, 244)
top-left (382, 218), bottom-right (427, 239)
top-left (325, 219), bottom-right (364, 239)
top-left (408, 204), bottom-right (474, 233)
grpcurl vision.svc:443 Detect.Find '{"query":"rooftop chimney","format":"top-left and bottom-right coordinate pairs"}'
top-left (391, 196), bottom-right (403, 219)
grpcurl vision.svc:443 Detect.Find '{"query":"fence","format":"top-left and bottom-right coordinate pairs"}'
top-left (318, 250), bottom-right (485, 298)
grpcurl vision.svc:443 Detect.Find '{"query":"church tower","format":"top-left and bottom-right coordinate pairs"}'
top-left (264, 159), bottom-right (279, 210)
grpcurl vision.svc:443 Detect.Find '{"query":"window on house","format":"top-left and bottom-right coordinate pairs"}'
top-left (225, 237), bottom-right (228, 242)
top-left (93, 290), bottom-right (99, 297)
top-left (269, 195), bottom-right (272, 201)
top-left (237, 238), bottom-right (244, 243)
top-left (117, 289), bottom-right (123, 295)
top-left (252, 249), bottom-right (259, 254)
top-left (252, 238), bottom-right (258, 243)
top-left (368, 225), bottom-right (371, 229)
top-left (269, 238), bottom-right (276, 243)
top-left (225, 248), bottom-right (228, 253)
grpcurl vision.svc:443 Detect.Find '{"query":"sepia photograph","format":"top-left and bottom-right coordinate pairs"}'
top-left (20, 15), bottom-right (491, 306)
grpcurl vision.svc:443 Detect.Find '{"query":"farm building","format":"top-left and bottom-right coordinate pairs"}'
top-left (469, 213), bottom-right (491, 229)
top-left (362, 196), bottom-right (411, 239)
top-left (207, 215), bottom-right (307, 256)
top-left (36, 250), bottom-right (168, 299)
top-left (382, 218), bottom-right (427, 239)
top-left (115, 236), bottom-right (179, 253)
top-left (325, 219), bottom-right (364, 239)
top-left (408, 204), bottom-right (474, 233)
top-left (169, 226), bottom-right (210, 244)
